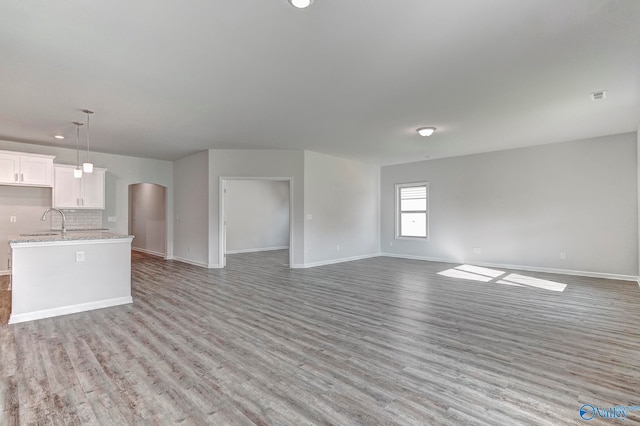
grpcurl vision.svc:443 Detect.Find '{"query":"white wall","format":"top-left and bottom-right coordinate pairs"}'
top-left (209, 149), bottom-right (305, 267)
top-left (173, 151), bottom-right (209, 266)
top-left (225, 180), bottom-right (289, 253)
top-left (0, 139), bottom-right (174, 257)
top-left (381, 133), bottom-right (638, 278)
top-left (129, 183), bottom-right (166, 256)
top-left (304, 151), bottom-right (380, 266)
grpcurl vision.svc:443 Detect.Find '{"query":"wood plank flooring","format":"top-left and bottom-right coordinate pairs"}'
top-left (1, 250), bottom-right (640, 425)
top-left (0, 275), bottom-right (10, 326)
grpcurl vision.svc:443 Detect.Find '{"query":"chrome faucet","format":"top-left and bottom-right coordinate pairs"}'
top-left (41, 208), bottom-right (67, 234)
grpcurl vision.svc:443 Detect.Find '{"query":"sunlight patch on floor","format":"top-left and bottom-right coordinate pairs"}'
top-left (455, 264), bottom-right (505, 278)
top-left (438, 264), bottom-right (567, 292)
top-left (497, 273), bottom-right (567, 292)
top-left (437, 268), bottom-right (494, 282)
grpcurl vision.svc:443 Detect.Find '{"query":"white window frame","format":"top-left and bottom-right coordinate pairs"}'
top-left (395, 182), bottom-right (429, 240)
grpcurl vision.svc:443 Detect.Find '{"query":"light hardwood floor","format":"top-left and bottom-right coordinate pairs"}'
top-left (1, 250), bottom-right (640, 425)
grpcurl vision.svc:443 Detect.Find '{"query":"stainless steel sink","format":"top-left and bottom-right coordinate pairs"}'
top-left (19, 232), bottom-right (60, 237)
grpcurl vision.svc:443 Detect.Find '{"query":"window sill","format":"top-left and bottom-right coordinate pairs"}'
top-left (395, 236), bottom-right (429, 241)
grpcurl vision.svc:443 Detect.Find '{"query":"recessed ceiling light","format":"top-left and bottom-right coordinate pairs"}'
top-left (54, 135), bottom-right (65, 139)
top-left (416, 127), bottom-right (436, 137)
top-left (288, 0), bottom-right (314, 8)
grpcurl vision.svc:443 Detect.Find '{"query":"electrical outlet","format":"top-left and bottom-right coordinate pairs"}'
top-left (473, 247), bottom-right (482, 254)
top-left (389, 241), bottom-right (393, 246)
top-left (306, 214), bottom-right (313, 221)
top-left (10, 216), bottom-right (16, 223)
top-left (108, 216), bottom-right (117, 223)
top-left (337, 245), bottom-right (340, 251)
top-left (560, 252), bottom-right (566, 260)
top-left (76, 251), bottom-right (85, 262)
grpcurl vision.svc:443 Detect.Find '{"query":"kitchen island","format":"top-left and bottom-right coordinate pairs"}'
top-left (8, 231), bottom-right (134, 324)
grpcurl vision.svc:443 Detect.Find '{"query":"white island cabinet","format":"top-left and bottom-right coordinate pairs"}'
top-left (8, 231), bottom-right (133, 324)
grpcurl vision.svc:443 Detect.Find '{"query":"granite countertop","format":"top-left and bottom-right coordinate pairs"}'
top-left (8, 230), bottom-right (134, 244)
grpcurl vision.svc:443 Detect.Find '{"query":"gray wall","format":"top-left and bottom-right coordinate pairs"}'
top-left (0, 186), bottom-right (52, 272)
top-left (225, 180), bottom-right (290, 253)
top-left (381, 133), bottom-right (638, 277)
top-left (0, 139), bottom-right (174, 259)
top-left (209, 149), bottom-right (304, 267)
top-left (129, 183), bottom-right (166, 256)
top-left (173, 151), bottom-right (209, 266)
top-left (304, 151), bottom-right (380, 265)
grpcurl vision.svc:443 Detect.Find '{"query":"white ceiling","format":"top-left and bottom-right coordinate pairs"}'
top-left (1, 0), bottom-right (639, 165)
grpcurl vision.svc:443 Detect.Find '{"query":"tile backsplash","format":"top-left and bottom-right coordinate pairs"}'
top-left (50, 209), bottom-right (103, 229)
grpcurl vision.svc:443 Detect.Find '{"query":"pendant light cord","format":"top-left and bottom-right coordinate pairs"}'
top-left (86, 112), bottom-right (90, 162)
top-left (83, 109), bottom-right (94, 163)
top-left (73, 121), bottom-right (83, 168)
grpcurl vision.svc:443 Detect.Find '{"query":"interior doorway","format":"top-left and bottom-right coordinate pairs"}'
top-left (128, 183), bottom-right (167, 257)
top-left (219, 177), bottom-right (293, 268)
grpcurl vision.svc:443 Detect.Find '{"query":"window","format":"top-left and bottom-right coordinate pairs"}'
top-left (396, 182), bottom-right (428, 239)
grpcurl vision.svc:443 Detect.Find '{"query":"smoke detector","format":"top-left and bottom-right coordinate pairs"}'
top-left (591, 90), bottom-right (607, 101)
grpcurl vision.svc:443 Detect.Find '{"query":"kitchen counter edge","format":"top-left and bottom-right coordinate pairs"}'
top-left (9, 232), bottom-right (134, 245)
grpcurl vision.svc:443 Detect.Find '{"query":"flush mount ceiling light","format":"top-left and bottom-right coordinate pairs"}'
top-left (72, 121), bottom-right (84, 178)
top-left (82, 109), bottom-right (94, 173)
top-left (288, 0), bottom-right (314, 8)
top-left (54, 135), bottom-right (65, 140)
top-left (416, 127), bottom-right (436, 137)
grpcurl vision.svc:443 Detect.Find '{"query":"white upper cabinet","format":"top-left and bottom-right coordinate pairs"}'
top-left (80, 169), bottom-right (106, 209)
top-left (52, 166), bottom-right (81, 208)
top-left (0, 150), bottom-right (55, 187)
top-left (53, 164), bottom-right (106, 209)
top-left (0, 153), bottom-right (19, 184)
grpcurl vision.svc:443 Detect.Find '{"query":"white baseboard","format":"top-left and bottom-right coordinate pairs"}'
top-left (226, 246), bottom-right (289, 254)
top-left (381, 253), bottom-right (638, 282)
top-left (171, 257), bottom-right (209, 268)
top-left (0, 270), bottom-right (9, 276)
top-left (132, 247), bottom-right (166, 258)
top-left (8, 296), bottom-right (133, 324)
top-left (292, 253), bottom-right (381, 269)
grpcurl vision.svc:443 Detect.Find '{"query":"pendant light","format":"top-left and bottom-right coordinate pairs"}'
top-left (72, 121), bottom-right (84, 178)
top-left (82, 109), bottom-right (94, 173)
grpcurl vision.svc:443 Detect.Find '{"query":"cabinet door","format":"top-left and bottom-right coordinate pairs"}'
top-left (0, 153), bottom-right (20, 184)
top-left (81, 169), bottom-right (105, 209)
top-left (20, 156), bottom-right (53, 186)
top-left (53, 167), bottom-right (81, 208)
